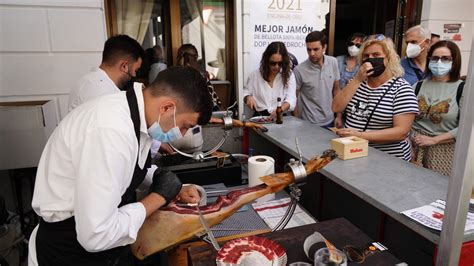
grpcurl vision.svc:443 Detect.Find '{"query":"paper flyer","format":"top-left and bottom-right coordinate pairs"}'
top-left (401, 199), bottom-right (474, 232)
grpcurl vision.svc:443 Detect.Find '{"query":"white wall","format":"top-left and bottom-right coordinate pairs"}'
top-left (421, 0), bottom-right (473, 76)
top-left (0, 0), bottom-right (107, 119)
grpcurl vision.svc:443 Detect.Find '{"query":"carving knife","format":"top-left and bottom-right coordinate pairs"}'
top-left (195, 205), bottom-right (221, 251)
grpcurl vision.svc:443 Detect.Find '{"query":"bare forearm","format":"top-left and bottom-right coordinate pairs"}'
top-left (332, 79), bottom-right (361, 113)
top-left (282, 102), bottom-right (290, 112)
top-left (434, 132), bottom-right (455, 144)
top-left (358, 127), bottom-right (409, 143)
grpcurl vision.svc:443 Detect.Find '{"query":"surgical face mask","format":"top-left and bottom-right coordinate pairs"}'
top-left (406, 42), bottom-right (423, 58)
top-left (347, 45), bottom-right (360, 57)
top-left (363, 57), bottom-right (386, 77)
top-left (148, 107), bottom-right (183, 143)
top-left (429, 61), bottom-right (452, 77)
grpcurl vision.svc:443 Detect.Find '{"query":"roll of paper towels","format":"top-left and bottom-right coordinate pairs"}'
top-left (248, 155), bottom-right (275, 202)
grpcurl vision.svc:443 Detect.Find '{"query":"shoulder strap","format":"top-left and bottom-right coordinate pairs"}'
top-left (456, 81), bottom-right (465, 106)
top-left (363, 78), bottom-right (399, 131)
top-left (414, 80), bottom-right (424, 96)
top-left (456, 81), bottom-right (465, 121)
top-left (120, 89), bottom-right (151, 207)
top-left (126, 89), bottom-right (140, 142)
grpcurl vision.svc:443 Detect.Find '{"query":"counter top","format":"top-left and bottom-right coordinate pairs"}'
top-left (188, 217), bottom-right (401, 265)
top-left (255, 116), bottom-right (473, 244)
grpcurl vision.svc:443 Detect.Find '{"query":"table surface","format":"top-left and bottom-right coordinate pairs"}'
top-left (188, 217), bottom-right (401, 265)
top-left (253, 116), bottom-right (474, 244)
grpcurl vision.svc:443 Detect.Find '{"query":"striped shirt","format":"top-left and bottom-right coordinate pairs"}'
top-left (345, 77), bottom-right (419, 161)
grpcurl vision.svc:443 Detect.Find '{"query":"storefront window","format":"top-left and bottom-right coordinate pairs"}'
top-left (106, 0), bottom-right (168, 84)
top-left (180, 0), bottom-right (227, 80)
top-left (105, 0), bottom-right (233, 106)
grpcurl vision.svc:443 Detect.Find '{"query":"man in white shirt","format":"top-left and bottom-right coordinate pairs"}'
top-left (68, 35), bottom-right (144, 112)
top-left (28, 67), bottom-right (213, 265)
top-left (68, 35), bottom-right (173, 156)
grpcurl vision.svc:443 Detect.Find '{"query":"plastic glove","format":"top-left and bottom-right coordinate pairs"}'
top-left (149, 169), bottom-right (182, 205)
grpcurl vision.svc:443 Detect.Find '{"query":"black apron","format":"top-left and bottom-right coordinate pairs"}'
top-left (36, 89), bottom-right (152, 266)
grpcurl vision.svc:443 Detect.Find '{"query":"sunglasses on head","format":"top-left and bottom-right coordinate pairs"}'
top-left (363, 34), bottom-right (386, 42)
top-left (429, 56), bottom-right (453, 63)
top-left (349, 42), bottom-right (361, 48)
top-left (269, 61), bottom-right (282, 66)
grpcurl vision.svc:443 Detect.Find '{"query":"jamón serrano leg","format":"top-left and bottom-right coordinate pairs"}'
top-left (210, 117), bottom-right (268, 132)
top-left (131, 149), bottom-right (337, 259)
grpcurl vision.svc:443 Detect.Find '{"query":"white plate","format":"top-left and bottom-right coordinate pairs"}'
top-left (249, 116), bottom-right (274, 124)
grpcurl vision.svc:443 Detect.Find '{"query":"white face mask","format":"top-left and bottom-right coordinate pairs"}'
top-left (347, 45), bottom-right (360, 57)
top-left (406, 42), bottom-right (423, 58)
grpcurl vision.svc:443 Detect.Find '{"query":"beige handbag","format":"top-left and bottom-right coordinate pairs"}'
top-left (412, 130), bottom-right (455, 176)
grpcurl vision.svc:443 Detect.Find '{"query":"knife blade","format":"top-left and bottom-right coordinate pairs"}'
top-left (195, 205), bottom-right (221, 251)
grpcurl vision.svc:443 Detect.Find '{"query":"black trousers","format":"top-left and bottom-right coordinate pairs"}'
top-left (36, 218), bottom-right (135, 266)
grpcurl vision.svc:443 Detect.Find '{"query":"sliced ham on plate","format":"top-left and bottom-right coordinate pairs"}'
top-left (216, 236), bottom-right (287, 266)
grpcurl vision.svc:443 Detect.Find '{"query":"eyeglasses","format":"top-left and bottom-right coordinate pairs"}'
top-left (363, 34), bottom-right (386, 42)
top-left (349, 42), bottom-right (361, 48)
top-left (269, 61), bottom-right (282, 66)
top-left (429, 56), bottom-right (453, 63)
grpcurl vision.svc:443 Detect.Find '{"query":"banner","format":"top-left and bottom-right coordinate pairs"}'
top-left (247, 0), bottom-right (323, 72)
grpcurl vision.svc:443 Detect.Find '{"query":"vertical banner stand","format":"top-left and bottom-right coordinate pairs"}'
top-left (436, 38), bottom-right (474, 265)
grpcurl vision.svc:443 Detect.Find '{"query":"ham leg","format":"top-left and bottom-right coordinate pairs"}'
top-left (210, 117), bottom-right (269, 132)
top-left (131, 149), bottom-right (337, 260)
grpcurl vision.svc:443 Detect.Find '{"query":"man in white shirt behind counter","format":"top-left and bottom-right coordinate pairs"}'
top-left (28, 67), bottom-right (213, 265)
top-left (68, 35), bottom-right (143, 112)
top-left (68, 34), bottom-right (173, 156)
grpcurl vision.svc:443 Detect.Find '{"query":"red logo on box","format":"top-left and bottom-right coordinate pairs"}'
top-left (350, 148), bottom-right (363, 153)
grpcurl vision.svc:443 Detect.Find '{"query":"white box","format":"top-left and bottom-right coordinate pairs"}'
top-left (330, 136), bottom-right (369, 160)
top-left (0, 100), bottom-right (58, 170)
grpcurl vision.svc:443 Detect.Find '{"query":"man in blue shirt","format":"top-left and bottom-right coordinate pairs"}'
top-left (401, 25), bottom-right (431, 85)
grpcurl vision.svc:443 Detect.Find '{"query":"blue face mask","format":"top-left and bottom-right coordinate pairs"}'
top-left (148, 107), bottom-right (183, 143)
top-left (429, 61), bottom-right (452, 77)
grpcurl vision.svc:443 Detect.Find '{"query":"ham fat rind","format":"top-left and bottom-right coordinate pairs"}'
top-left (131, 149), bottom-right (337, 259)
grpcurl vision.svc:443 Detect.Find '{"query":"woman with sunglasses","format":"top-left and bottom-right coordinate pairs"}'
top-left (243, 41), bottom-right (296, 118)
top-left (336, 33), bottom-right (366, 89)
top-left (332, 35), bottom-right (419, 161)
top-left (410, 40), bottom-right (463, 175)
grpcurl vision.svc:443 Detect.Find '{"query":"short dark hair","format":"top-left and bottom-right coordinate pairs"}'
top-left (346, 32), bottom-right (366, 46)
top-left (259, 42), bottom-right (291, 88)
top-left (102, 35), bottom-right (144, 66)
top-left (305, 31), bottom-right (327, 46)
top-left (427, 40), bottom-right (461, 82)
top-left (147, 66), bottom-right (212, 125)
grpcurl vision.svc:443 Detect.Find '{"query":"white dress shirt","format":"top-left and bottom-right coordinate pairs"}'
top-left (29, 86), bottom-right (156, 265)
top-left (243, 69), bottom-right (297, 113)
top-left (68, 67), bottom-right (120, 112)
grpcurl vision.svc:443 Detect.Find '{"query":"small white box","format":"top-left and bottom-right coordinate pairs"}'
top-left (0, 100), bottom-right (58, 170)
top-left (331, 136), bottom-right (369, 160)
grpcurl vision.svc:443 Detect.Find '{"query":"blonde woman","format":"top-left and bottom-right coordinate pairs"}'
top-left (332, 35), bottom-right (419, 161)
